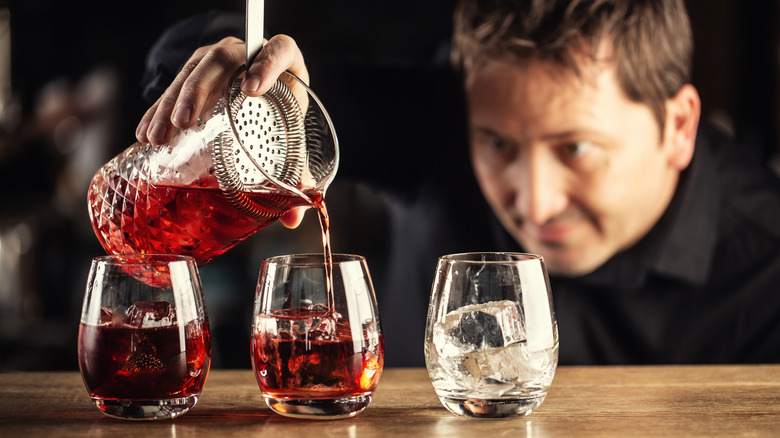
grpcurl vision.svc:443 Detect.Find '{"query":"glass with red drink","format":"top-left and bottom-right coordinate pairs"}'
top-left (251, 254), bottom-right (384, 419)
top-left (78, 254), bottom-right (211, 420)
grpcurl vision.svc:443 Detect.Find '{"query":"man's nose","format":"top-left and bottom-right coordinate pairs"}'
top-left (510, 153), bottom-right (569, 226)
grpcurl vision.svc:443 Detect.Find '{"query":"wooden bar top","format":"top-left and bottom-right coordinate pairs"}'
top-left (2, 365), bottom-right (779, 437)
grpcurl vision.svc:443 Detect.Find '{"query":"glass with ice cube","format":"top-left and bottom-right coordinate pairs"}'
top-left (77, 254), bottom-right (211, 420)
top-left (250, 254), bottom-right (384, 419)
top-left (425, 252), bottom-right (558, 418)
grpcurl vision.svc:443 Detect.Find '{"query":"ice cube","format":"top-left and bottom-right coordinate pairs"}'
top-left (124, 301), bottom-right (176, 328)
top-left (433, 300), bottom-right (525, 358)
top-left (256, 305), bottom-right (341, 342)
top-left (433, 341), bottom-right (555, 396)
top-left (432, 300), bottom-right (555, 393)
top-left (98, 307), bottom-right (124, 326)
top-left (461, 343), bottom-right (553, 389)
top-left (293, 306), bottom-right (340, 341)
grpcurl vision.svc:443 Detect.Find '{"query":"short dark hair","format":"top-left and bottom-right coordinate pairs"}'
top-left (452, 0), bottom-right (693, 130)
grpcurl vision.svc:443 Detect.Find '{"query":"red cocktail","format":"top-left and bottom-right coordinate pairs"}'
top-left (78, 255), bottom-right (211, 420)
top-left (251, 254), bottom-right (384, 419)
top-left (251, 309), bottom-right (383, 399)
top-left (79, 318), bottom-right (210, 400)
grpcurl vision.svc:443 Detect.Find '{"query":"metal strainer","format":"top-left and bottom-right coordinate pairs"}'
top-left (211, 70), bottom-right (339, 219)
top-left (229, 78), bottom-right (306, 188)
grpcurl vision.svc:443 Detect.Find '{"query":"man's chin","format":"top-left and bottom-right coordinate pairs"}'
top-left (522, 245), bottom-right (605, 277)
top-left (545, 259), bottom-right (600, 277)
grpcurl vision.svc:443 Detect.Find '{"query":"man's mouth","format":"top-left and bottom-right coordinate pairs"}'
top-left (512, 210), bottom-right (589, 245)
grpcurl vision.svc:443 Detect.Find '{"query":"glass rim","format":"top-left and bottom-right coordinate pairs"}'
top-left (262, 253), bottom-right (366, 266)
top-left (91, 254), bottom-right (197, 265)
top-left (438, 252), bottom-right (544, 264)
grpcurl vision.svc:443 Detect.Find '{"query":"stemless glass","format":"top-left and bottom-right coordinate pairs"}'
top-left (77, 254), bottom-right (211, 420)
top-left (250, 254), bottom-right (384, 419)
top-left (425, 252), bottom-right (558, 418)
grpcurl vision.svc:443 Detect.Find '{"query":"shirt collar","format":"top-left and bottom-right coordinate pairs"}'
top-left (648, 132), bottom-right (720, 286)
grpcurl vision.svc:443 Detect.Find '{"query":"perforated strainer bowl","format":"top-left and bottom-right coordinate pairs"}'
top-left (212, 68), bottom-right (339, 218)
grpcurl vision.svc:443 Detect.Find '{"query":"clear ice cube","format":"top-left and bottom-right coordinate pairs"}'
top-left (124, 300), bottom-right (176, 328)
top-left (464, 343), bottom-right (553, 391)
top-left (99, 307), bottom-right (117, 326)
top-left (256, 304), bottom-right (342, 342)
top-left (293, 306), bottom-right (340, 341)
top-left (433, 300), bottom-right (554, 393)
top-left (433, 300), bottom-right (525, 357)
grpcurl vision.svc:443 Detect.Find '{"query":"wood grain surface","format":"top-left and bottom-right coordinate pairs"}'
top-left (1, 366), bottom-right (779, 437)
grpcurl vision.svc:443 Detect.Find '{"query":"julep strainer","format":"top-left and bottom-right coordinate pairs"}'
top-left (212, 67), bottom-right (339, 218)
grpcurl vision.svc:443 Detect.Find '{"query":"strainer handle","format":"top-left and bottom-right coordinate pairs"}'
top-left (245, 0), bottom-right (264, 68)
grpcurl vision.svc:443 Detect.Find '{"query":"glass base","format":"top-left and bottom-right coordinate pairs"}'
top-left (264, 395), bottom-right (372, 419)
top-left (92, 395), bottom-right (199, 420)
top-left (438, 395), bottom-right (546, 418)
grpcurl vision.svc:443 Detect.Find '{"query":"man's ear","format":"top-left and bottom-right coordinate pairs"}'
top-left (664, 84), bottom-right (701, 170)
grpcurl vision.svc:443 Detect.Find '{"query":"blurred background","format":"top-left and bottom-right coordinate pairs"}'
top-left (1, 0), bottom-right (778, 370)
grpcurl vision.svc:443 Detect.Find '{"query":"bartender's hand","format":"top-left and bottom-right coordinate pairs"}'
top-left (136, 34), bottom-right (309, 228)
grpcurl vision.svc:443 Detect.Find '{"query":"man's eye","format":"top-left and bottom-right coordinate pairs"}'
top-left (562, 141), bottom-right (594, 158)
top-left (487, 136), bottom-right (507, 151)
top-left (470, 131), bottom-right (516, 164)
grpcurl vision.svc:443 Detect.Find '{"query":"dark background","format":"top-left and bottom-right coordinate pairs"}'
top-left (0, 0), bottom-right (778, 370)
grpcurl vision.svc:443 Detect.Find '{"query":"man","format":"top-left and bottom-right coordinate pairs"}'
top-left (137, 0), bottom-right (780, 366)
top-left (442, 0), bottom-right (780, 365)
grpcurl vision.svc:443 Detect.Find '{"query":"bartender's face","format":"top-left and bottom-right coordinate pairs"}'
top-left (466, 52), bottom-right (696, 276)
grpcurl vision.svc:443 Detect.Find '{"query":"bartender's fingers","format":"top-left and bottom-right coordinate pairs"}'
top-left (279, 207), bottom-right (307, 229)
top-left (136, 35), bottom-right (308, 146)
top-left (170, 39), bottom-right (245, 129)
top-left (243, 34), bottom-right (308, 97)
top-left (138, 37), bottom-right (245, 145)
